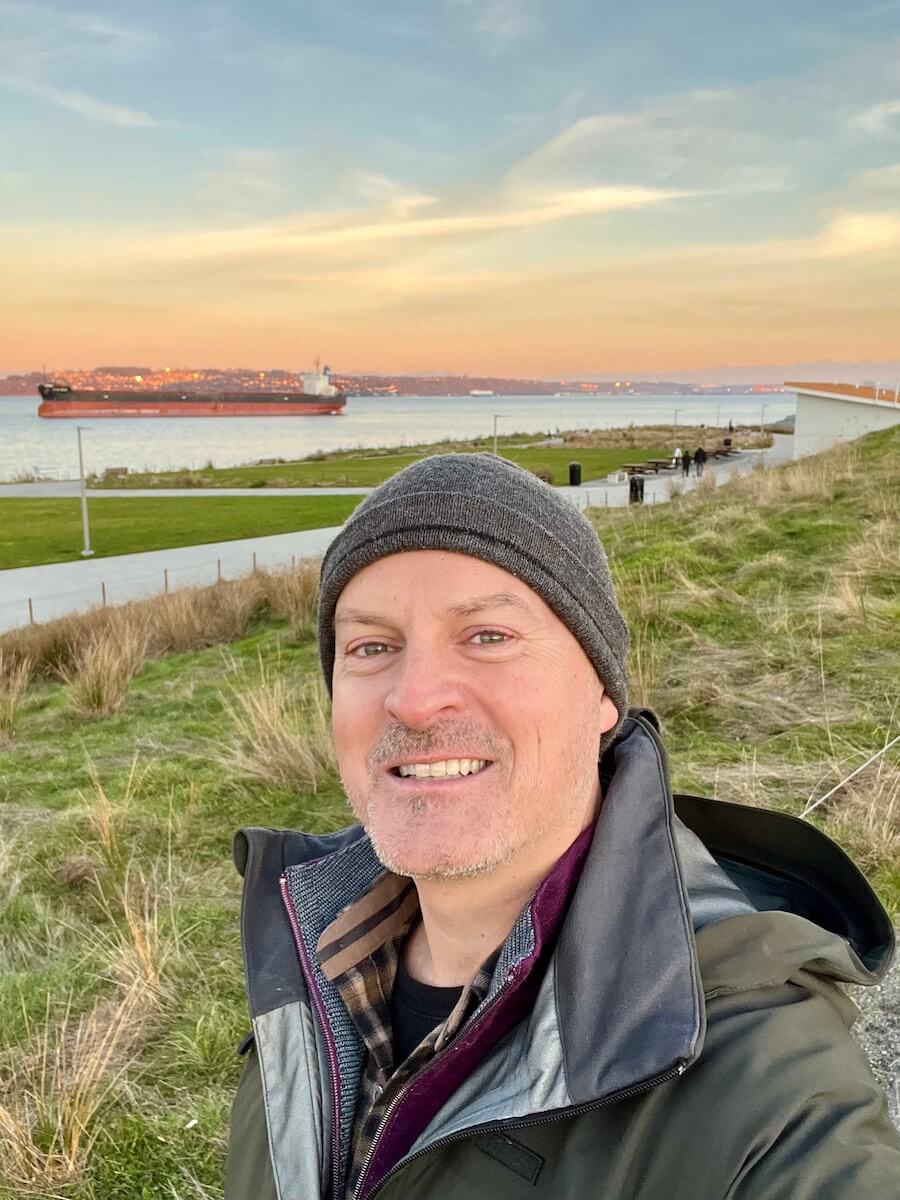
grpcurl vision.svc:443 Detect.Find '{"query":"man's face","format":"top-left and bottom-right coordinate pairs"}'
top-left (331, 550), bottom-right (619, 881)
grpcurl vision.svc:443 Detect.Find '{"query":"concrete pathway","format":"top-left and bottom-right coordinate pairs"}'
top-left (559, 435), bottom-right (794, 512)
top-left (0, 525), bottom-right (343, 634)
top-left (0, 482), bottom-right (372, 498)
top-left (0, 436), bottom-right (794, 634)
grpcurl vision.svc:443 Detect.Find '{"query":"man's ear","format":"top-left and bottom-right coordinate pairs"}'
top-left (598, 693), bottom-right (619, 733)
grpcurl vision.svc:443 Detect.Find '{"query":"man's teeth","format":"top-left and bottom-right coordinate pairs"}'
top-left (397, 759), bottom-right (488, 779)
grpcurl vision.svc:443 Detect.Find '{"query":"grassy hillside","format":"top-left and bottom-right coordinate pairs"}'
top-left (593, 424), bottom-right (900, 911)
top-left (0, 495), bottom-right (362, 570)
top-left (0, 426), bottom-right (896, 1197)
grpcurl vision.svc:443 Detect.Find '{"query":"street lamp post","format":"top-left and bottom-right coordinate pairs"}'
top-left (672, 408), bottom-right (683, 450)
top-left (760, 403), bottom-right (769, 438)
top-left (493, 413), bottom-right (507, 457)
top-left (76, 425), bottom-right (94, 557)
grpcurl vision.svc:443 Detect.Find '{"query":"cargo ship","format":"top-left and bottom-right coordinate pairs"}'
top-left (37, 365), bottom-right (346, 418)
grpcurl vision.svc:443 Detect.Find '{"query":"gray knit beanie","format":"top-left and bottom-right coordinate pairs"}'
top-left (318, 453), bottom-right (629, 742)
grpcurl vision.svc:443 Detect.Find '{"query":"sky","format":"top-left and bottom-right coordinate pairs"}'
top-left (2, 0), bottom-right (900, 379)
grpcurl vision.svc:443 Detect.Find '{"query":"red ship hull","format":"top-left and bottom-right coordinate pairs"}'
top-left (37, 386), bottom-right (346, 418)
top-left (38, 399), bottom-right (344, 418)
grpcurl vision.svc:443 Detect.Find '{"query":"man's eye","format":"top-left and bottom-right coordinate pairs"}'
top-left (471, 630), bottom-right (508, 645)
top-left (352, 642), bottom-right (391, 657)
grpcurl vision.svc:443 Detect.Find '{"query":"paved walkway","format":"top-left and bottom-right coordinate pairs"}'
top-left (0, 482), bottom-right (372, 498)
top-left (0, 437), bottom-right (794, 634)
top-left (559, 434), bottom-right (794, 511)
top-left (0, 526), bottom-right (343, 633)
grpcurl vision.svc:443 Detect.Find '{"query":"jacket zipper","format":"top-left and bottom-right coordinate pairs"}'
top-left (363, 1060), bottom-right (688, 1200)
top-left (279, 874), bottom-right (343, 1200)
top-left (353, 967), bottom-right (520, 1200)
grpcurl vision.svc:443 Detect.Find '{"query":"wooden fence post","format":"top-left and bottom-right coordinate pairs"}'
top-left (28, 597), bottom-right (35, 625)
top-left (217, 558), bottom-right (222, 583)
top-left (101, 581), bottom-right (107, 607)
top-left (164, 568), bottom-right (169, 594)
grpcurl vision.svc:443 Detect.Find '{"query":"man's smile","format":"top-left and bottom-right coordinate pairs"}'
top-left (390, 758), bottom-right (492, 779)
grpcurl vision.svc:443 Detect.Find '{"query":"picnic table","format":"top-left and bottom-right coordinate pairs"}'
top-left (646, 458), bottom-right (675, 472)
top-left (623, 463), bottom-right (647, 476)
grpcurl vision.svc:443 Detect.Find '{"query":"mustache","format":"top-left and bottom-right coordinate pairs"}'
top-left (368, 718), bottom-right (508, 769)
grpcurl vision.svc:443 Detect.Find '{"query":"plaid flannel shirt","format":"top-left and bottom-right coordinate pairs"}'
top-left (316, 871), bottom-right (495, 1200)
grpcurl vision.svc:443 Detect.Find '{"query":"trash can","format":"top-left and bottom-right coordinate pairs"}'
top-left (569, 461), bottom-right (582, 487)
top-left (628, 475), bottom-right (645, 505)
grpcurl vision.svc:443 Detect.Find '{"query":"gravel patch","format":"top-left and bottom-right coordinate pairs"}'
top-left (852, 949), bottom-right (900, 1130)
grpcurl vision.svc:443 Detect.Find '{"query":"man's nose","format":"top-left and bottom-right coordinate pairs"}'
top-left (383, 639), bottom-right (467, 730)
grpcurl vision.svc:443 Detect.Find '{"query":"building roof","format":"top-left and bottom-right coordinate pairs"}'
top-left (785, 381), bottom-right (899, 405)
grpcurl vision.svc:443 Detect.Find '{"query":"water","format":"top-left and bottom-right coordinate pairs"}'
top-left (0, 393), bottom-right (795, 481)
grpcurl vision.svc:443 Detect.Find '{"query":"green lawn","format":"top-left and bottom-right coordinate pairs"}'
top-left (0, 495), bottom-right (363, 570)
top-left (91, 444), bottom-right (667, 490)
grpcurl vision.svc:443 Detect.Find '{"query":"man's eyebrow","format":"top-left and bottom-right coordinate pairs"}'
top-left (444, 592), bottom-right (534, 618)
top-left (334, 592), bottom-right (534, 627)
top-left (334, 608), bottom-right (395, 628)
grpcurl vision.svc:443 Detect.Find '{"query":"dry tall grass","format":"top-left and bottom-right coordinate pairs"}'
top-left (561, 424), bottom-right (773, 451)
top-left (0, 649), bottom-right (32, 741)
top-left (819, 753), bottom-right (900, 875)
top-left (59, 622), bottom-right (149, 717)
top-left (260, 559), bottom-right (320, 637)
top-left (0, 560), bottom-right (322, 684)
top-left (0, 983), bottom-right (145, 1193)
top-left (219, 668), bottom-right (336, 793)
top-left (729, 441), bottom-right (860, 506)
top-left (0, 760), bottom-right (190, 1193)
top-left (147, 574), bottom-right (267, 654)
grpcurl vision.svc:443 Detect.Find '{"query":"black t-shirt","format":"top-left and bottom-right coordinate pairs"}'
top-left (390, 961), bottom-right (463, 1066)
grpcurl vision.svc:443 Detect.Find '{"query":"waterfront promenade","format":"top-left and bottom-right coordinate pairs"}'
top-left (0, 438), bottom-right (793, 634)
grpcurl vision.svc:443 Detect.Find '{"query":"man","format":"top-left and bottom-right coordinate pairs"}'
top-left (226, 453), bottom-right (899, 1200)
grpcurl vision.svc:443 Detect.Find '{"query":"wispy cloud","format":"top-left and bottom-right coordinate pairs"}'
top-left (850, 99), bottom-right (900, 132)
top-left (349, 170), bottom-right (439, 216)
top-left (196, 149), bottom-right (288, 199)
top-left (505, 89), bottom-right (795, 197)
top-left (24, 82), bottom-right (158, 127)
top-left (815, 209), bottom-right (900, 256)
top-left (0, 1), bottom-right (157, 66)
top-left (448, 0), bottom-right (538, 47)
top-left (0, 3), bottom-right (161, 126)
top-left (135, 183), bottom-right (695, 266)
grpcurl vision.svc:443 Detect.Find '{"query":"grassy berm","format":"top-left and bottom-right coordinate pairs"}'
top-left (0, 427), bottom-right (897, 1197)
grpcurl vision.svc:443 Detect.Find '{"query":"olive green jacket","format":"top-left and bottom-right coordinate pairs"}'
top-left (225, 713), bottom-right (900, 1199)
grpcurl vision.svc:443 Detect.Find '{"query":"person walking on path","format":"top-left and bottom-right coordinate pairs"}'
top-left (694, 446), bottom-right (708, 477)
top-left (673, 446), bottom-right (682, 470)
top-left (681, 448), bottom-right (692, 477)
top-left (225, 453), bottom-right (900, 1200)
